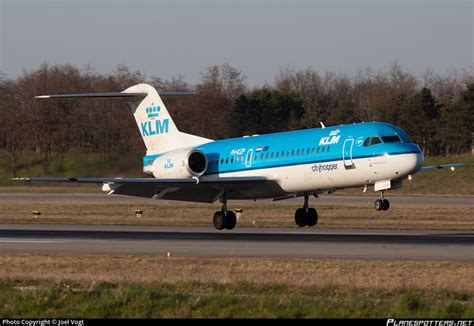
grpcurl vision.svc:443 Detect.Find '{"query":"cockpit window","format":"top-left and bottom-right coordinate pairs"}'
top-left (399, 133), bottom-right (413, 143)
top-left (381, 135), bottom-right (401, 143)
top-left (370, 137), bottom-right (382, 146)
top-left (391, 125), bottom-right (413, 143)
top-left (363, 137), bottom-right (371, 147)
top-left (363, 136), bottom-right (384, 146)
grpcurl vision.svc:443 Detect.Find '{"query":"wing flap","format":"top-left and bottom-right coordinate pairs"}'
top-left (11, 176), bottom-right (267, 186)
top-left (11, 176), bottom-right (271, 203)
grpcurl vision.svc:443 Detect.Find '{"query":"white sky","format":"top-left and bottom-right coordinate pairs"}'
top-left (1, 0), bottom-right (472, 86)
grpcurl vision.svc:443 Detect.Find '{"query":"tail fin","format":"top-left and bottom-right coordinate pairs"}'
top-left (36, 83), bottom-right (213, 155)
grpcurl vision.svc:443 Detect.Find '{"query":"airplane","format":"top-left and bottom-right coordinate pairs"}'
top-left (13, 83), bottom-right (464, 230)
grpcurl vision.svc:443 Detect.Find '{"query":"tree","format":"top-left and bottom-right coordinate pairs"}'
top-left (232, 88), bottom-right (304, 135)
top-left (400, 88), bottom-right (440, 155)
top-left (375, 94), bottom-right (409, 125)
top-left (193, 64), bottom-right (246, 139)
top-left (441, 84), bottom-right (474, 154)
top-left (0, 78), bottom-right (27, 176)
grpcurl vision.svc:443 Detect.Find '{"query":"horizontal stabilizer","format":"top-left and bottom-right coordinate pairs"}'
top-left (35, 91), bottom-right (194, 99)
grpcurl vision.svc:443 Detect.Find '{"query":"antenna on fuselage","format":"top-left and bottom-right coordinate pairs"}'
top-left (320, 122), bottom-right (326, 129)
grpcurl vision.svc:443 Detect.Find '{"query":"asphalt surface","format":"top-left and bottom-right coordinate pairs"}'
top-left (0, 224), bottom-right (472, 261)
top-left (1, 193), bottom-right (473, 206)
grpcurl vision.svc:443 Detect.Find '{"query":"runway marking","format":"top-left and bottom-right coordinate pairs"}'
top-left (0, 238), bottom-right (66, 243)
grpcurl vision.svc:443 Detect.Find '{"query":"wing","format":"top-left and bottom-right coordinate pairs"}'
top-left (11, 176), bottom-right (270, 203)
top-left (419, 163), bottom-right (465, 172)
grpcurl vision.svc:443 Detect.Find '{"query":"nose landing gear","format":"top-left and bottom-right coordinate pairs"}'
top-left (374, 192), bottom-right (390, 211)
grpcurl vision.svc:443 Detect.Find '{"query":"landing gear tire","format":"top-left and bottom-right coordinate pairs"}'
top-left (213, 191), bottom-right (237, 230)
top-left (224, 211), bottom-right (237, 230)
top-left (374, 199), bottom-right (384, 211)
top-left (213, 211), bottom-right (225, 230)
top-left (295, 208), bottom-right (307, 227)
top-left (307, 208), bottom-right (318, 226)
top-left (375, 198), bottom-right (390, 211)
top-left (213, 211), bottom-right (237, 230)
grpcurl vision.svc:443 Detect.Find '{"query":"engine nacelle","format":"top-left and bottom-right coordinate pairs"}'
top-left (146, 149), bottom-right (208, 179)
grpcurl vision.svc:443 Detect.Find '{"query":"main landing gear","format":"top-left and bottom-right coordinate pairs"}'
top-left (374, 192), bottom-right (390, 211)
top-left (212, 193), bottom-right (237, 230)
top-left (294, 193), bottom-right (318, 227)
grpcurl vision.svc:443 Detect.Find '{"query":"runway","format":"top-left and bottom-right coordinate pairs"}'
top-left (0, 224), bottom-right (472, 261)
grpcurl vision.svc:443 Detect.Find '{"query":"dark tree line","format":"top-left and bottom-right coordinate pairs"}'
top-left (0, 63), bottom-right (473, 176)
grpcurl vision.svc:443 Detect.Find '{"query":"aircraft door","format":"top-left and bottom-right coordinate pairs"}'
top-left (245, 149), bottom-right (254, 168)
top-left (343, 138), bottom-right (355, 169)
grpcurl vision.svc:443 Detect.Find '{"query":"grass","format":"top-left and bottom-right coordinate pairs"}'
top-left (1, 282), bottom-right (473, 318)
top-left (0, 199), bottom-right (472, 230)
top-left (1, 254), bottom-right (473, 290)
top-left (0, 254), bottom-right (473, 317)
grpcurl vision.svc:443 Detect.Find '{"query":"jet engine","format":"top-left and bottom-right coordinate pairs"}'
top-left (146, 149), bottom-right (208, 179)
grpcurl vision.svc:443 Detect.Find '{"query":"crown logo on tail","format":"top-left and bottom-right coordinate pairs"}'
top-left (146, 103), bottom-right (161, 119)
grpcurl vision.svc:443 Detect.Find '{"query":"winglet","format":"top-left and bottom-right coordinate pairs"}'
top-left (420, 163), bottom-right (465, 172)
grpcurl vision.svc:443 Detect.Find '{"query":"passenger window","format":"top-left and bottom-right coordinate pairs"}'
top-left (220, 158), bottom-right (223, 164)
top-left (260, 153), bottom-right (263, 160)
top-left (311, 148), bottom-right (315, 154)
top-left (271, 152), bottom-right (274, 159)
top-left (291, 150), bottom-right (295, 156)
top-left (370, 137), bottom-right (382, 146)
top-left (276, 152), bottom-right (279, 158)
top-left (317, 147), bottom-right (320, 154)
top-left (327, 146), bottom-right (330, 152)
top-left (254, 155), bottom-right (258, 161)
top-left (322, 147), bottom-right (325, 153)
top-left (225, 158), bottom-right (229, 164)
top-left (296, 149), bottom-right (300, 156)
top-left (281, 151), bottom-right (285, 157)
top-left (266, 153), bottom-right (269, 159)
top-left (363, 137), bottom-right (371, 147)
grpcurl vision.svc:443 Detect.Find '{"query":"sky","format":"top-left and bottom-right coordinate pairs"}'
top-left (0, 0), bottom-right (472, 86)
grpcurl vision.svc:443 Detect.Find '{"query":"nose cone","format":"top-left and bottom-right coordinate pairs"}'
top-left (406, 143), bottom-right (424, 174)
top-left (413, 152), bottom-right (424, 173)
top-left (396, 144), bottom-right (424, 177)
top-left (397, 152), bottom-right (424, 178)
